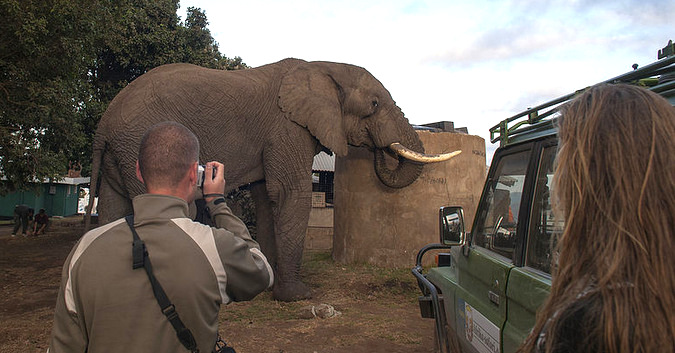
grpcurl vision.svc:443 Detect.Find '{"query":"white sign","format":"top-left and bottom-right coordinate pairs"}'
top-left (460, 299), bottom-right (500, 353)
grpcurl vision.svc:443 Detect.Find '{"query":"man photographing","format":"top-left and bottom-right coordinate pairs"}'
top-left (49, 121), bottom-right (274, 352)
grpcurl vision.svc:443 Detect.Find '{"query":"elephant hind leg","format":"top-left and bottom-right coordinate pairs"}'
top-left (97, 175), bottom-right (133, 225)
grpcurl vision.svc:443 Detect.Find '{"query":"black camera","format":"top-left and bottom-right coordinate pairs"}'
top-left (196, 165), bottom-right (216, 188)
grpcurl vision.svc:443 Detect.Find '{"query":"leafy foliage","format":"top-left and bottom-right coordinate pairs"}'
top-left (0, 0), bottom-right (246, 194)
top-left (0, 0), bottom-right (97, 193)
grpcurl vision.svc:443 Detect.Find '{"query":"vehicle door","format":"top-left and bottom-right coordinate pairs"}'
top-left (502, 140), bottom-right (557, 352)
top-left (452, 143), bottom-right (533, 353)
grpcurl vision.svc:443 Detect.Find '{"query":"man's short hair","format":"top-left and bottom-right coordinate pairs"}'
top-left (138, 121), bottom-right (200, 189)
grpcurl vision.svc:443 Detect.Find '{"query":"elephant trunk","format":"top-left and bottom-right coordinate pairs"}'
top-left (373, 125), bottom-right (425, 189)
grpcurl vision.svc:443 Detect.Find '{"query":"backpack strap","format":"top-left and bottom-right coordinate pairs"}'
top-left (125, 215), bottom-right (199, 353)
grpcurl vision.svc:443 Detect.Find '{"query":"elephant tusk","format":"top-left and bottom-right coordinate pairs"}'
top-left (389, 143), bottom-right (462, 163)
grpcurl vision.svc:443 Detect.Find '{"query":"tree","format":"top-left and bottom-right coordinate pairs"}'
top-left (0, 0), bottom-right (246, 194)
top-left (90, 0), bottom-right (183, 103)
top-left (0, 0), bottom-right (98, 193)
top-left (178, 7), bottom-right (246, 70)
top-left (91, 3), bottom-right (247, 103)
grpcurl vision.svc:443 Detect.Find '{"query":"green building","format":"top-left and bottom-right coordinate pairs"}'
top-left (1, 177), bottom-right (90, 219)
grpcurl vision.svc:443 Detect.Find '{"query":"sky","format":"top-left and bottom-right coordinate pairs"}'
top-left (179, 0), bottom-right (673, 162)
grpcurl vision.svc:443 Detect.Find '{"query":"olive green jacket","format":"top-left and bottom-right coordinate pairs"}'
top-left (48, 194), bottom-right (274, 353)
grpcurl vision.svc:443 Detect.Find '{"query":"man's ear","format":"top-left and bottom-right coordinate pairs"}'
top-left (188, 162), bottom-right (198, 185)
top-left (135, 161), bottom-right (145, 184)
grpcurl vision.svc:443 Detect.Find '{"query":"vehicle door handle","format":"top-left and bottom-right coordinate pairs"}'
top-left (488, 291), bottom-right (500, 306)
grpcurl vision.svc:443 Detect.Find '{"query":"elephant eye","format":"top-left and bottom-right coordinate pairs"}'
top-left (363, 99), bottom-right (379, 119)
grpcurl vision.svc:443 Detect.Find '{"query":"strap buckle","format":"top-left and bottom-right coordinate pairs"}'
top-left (127, 215), bottom-right (146, 270)
top-left (162, 304), bottom-right (178, 320)
top-left (132, 240), bottom-right (146, 269)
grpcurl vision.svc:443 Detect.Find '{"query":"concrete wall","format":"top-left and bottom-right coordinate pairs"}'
top-left (333, 131), bottom-right (486, 267)
top-left (305, 206), bottom-right (333, 251)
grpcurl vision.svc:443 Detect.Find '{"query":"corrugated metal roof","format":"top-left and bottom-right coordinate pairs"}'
top-left (312, 151), bottom-right (335, 172)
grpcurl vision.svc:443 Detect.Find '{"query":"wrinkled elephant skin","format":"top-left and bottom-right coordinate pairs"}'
top-left (87, 59), bottom-right (427, 302)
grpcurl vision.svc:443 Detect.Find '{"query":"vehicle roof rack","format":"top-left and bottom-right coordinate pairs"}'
top-left (490, 40), bottom-right (675, 147)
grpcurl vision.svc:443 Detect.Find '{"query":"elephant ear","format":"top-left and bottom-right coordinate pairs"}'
top-left (279, 63), bottom-right (349, 157)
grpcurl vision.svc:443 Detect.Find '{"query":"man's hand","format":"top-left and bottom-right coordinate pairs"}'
top-left (203, 161), bottom-right (226, 203)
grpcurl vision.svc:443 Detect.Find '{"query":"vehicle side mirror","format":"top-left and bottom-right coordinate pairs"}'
top-left (439, 206), bottom-right (466, 246)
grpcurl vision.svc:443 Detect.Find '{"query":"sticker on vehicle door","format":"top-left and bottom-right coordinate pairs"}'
top-left (458, 299), bottom-right (500, 353)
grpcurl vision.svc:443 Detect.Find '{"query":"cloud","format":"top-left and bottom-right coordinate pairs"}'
top-left (573, 0), bottom-right (675, 26)
top-left (424, 0), bottom-right (672, 69)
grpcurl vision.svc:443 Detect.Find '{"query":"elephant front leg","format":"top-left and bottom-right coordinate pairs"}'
top-left (266, 178), bottom-right (313, 302)
top-left (251, 181), bottom-right (277, 270)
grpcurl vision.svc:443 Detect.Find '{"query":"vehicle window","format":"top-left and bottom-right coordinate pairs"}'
top-left (473, 150), bottom-right (530, 262)
top-left (526, 145), bottom-right (561, 274)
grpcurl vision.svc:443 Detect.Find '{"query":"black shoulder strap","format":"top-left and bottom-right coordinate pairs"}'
top-left (125, 215), bottom-right (199, 353)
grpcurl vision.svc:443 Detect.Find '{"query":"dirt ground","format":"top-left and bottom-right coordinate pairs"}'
top-left (0, 218), bottom-right (435, 353)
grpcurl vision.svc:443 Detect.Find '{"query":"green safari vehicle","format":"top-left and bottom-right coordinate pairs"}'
top-left (413, 41), bottom-right (675, 353)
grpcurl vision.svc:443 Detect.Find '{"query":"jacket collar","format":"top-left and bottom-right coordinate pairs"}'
top-left (131, 194), bottom-right (190, 225)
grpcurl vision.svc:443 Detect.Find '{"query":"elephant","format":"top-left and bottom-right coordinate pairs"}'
top-left (85, 58), bottom-right (459, 301)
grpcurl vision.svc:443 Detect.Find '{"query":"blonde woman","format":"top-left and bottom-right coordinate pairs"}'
top-left (520, 84), bottom-right (675, 353)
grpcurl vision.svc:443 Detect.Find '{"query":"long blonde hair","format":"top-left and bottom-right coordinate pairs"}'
top-left (521, 84), bottom-right (675, 353)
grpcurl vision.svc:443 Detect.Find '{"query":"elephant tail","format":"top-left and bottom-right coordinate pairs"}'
top-left (84, 135), bottom-right (105, 231)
